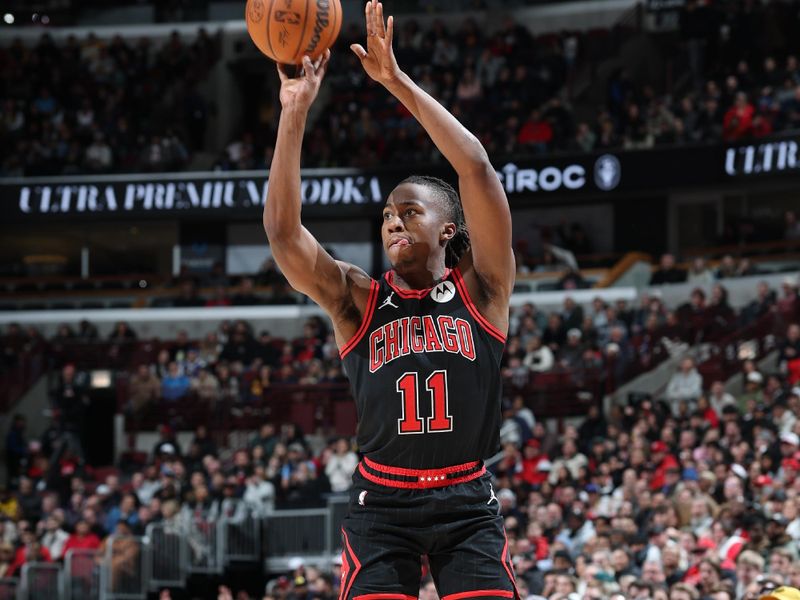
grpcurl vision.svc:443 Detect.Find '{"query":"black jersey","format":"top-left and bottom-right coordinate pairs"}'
top-left (340, 267), bottom-right (506, 469)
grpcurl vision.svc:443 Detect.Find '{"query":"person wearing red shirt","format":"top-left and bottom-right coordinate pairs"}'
top-left (62, 519), bottom-right (102, 555)
top-left (723, 92), bottom-right (755, 140)
top-left (516, 439), bottom-right (550, 486)
top-left (7, 530), bottom-right (52, 577)
top-left (517, 109), bottom-right (553, 153)
top-left (649, 440), bottom-right (680, 491)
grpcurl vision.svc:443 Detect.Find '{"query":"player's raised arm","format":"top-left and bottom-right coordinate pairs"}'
top-left (350, 0), bottom-right (515, 293)
top-left (263, 51), bottom-right (370, 337)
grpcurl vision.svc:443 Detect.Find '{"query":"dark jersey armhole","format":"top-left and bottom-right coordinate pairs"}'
top-left (339, 279), bottom-right (380, 359)
top-left (452, 267), bottom-right (507, 344)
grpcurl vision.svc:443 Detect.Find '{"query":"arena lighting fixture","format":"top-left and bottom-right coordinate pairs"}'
top-left (3, 13), bottom-right (13, 24)
top-left (90, 370), bottom-right (113, 389)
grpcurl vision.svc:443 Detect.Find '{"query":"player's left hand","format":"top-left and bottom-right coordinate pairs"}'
top-left (350, 0), bottom-right (400, 85)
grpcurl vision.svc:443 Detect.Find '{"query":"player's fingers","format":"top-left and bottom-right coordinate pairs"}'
top-left (376, 2), bottom-right (386, 38)
top-left (386, 14), bottom-right (394, 44)
top-left (301, 55), bottom-right (314, 77)
top-left (350, 44), bottom-right (367, 60)
top-left (276, 63), bottom-right (290, 82)
top-left (320, 49), bottom-right (332, 74)
top-left (365, 1), bottom-right (374, 37)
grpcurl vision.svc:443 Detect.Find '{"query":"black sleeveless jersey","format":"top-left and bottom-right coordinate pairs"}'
top-left (340, 267), bottom-right (506, 469)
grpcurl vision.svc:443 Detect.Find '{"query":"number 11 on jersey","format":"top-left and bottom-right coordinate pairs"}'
top-left (396, 370), bottom-right (453, 434)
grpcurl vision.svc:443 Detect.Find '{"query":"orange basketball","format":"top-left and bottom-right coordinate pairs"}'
top-left (246, 0), bottom-right (342, 64)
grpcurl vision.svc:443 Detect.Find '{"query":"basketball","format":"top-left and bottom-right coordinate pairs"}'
top-left (246, 0), bottom-right (342, 64)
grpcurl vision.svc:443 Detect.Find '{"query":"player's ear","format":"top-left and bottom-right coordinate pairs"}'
top-left (440, 222), bottom-right (456, 243)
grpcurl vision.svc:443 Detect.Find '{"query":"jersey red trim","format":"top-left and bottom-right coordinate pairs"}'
top-left (340, 529), bottom-right (362, 600)
top-left (384, 269), bottom-right (452, 299)
top-left (442, 590), bottom-right (514, 600)
top-left (358, 462), bottom-right (485, 489)
top-left (339, 279), bottom-right (380, 359)
top-left (353, 595), bottom-right (417, 600)
top-left (500, 532), bottom-right (520, 600)
top-left (364, 456), bottom-right (480, 477)
top-left (451, 268), bottom-right (506, 343)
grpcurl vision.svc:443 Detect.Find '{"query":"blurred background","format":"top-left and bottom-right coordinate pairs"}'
top-left (1, 0), bottom-right (800, 599)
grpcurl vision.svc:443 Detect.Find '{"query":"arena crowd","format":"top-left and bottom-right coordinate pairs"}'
top-left (1, 272), bottom-right (799, 599)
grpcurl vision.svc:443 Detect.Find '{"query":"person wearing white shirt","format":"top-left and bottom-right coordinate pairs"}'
top-left (665, 358), bottom-right (703, 406)
top-left (40, 515), bottom-right (70, 561)
top-left (325, 438), bottom-right (359, 493)
top-left (243, 466), bottom-right (276, 515)
top-left (708, 380), bottom-right (736, 414)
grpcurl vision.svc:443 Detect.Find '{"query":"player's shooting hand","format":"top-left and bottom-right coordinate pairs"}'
top-left (276, 49), bottom-right (331, 112)
top-left (350, 0), bottom-right (400, 85)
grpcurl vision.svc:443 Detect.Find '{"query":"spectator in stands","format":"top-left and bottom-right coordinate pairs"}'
top-left (779, 324), bottom-right (800, 373)
top-left (707, 380), bottom-right (735, 414)
top-left (523, 336), bottom-right (554, 373)
top-left (161, 362), bottom-right (191, 402)
top-left (243, 465), bottom-right (275, 515)
top-left (4, 415), bottom-right (27, 488)
top-left (786, 210), bottom-right (800, 240)
top-left (650, 254), bottom-right (687, 285)
top-left (172, 280), bottom-right (204, 308)
top-left (716, 255), bottom-right (739, 279)
top-left (192, 367), bottom-right (220, 406)
top-left (665, 357), bottom-right (703, 407)
top-left (108, 321), bottom-right (136, 342)
top-left (687, 257), bottom-right (715, 285)
top-left (7, 528), bottom-right (51, 577)
top-left (39, 514), bottom-right (69, 561)
top-left (127, 364), bottom-right (160, 416)
top-left (741, 281), bottom-right (776, 325)
top-left (324, 437), bottom-right (358, 494)
top-left (231, 277), bottom-right (261, 306)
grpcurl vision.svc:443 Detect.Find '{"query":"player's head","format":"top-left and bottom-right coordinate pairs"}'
top-left (382, 175), bottom-right (469, 270)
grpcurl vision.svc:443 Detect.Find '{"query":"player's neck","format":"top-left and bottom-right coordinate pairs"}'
top-left (391, 263), bottom-right (449, 290)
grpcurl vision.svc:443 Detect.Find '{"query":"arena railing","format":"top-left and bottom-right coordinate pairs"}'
top-left (99, 535), bottom-right (150, 600)
top-left (19, 562), bottom-right (64, 599)
top-left (64, 548), bottom-right (100, 600)
top-left (0, 577), bottom-right (17, 600)
top-left (3, 496), bottom-right (368, 600)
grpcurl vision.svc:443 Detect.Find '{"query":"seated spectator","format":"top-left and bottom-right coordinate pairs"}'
top-left (665, 358), bottom-right (703, 407)
top-left (127, 365), bottom-right (160, 415)
top-left (687, 257), bottom-right (714, 285)
top-left (161, 362), bottom-right (191, 401)
top-left (523, 336), bottom-right (554, 373)
top-left (650, 254), bottom-right (687, 285)
top-left (324, 437), bottom-right (358, 494)
top-left (192, 368), bottom-right (221, 404)
top-left (716, 255), bottom-right (739, 279)
top-left (231, 277), bottom-right (261, 306)
top-left (109, 321), bottom-right (137, 341)
top-left (172, 280), bottom-right (204, 307)
top-left (7, 529), bottom-right (51, 577)
top-left (786, 210), bottom-right (800, 240)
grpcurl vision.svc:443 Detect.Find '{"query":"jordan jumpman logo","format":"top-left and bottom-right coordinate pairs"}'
top-left (378, 291), bottom-right (399, 310)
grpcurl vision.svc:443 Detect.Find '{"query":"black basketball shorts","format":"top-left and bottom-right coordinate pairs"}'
top-left (339, 457), bottom-right (519, 600)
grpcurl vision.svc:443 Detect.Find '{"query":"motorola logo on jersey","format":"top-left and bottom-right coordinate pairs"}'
top-left (369, 316), bottom-right (476, 373)
top-left (430, 281), bottom-right (455, 303)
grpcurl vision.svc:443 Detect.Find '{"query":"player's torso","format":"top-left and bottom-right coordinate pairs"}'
top-left (340, 268), bottom-right (506, 468)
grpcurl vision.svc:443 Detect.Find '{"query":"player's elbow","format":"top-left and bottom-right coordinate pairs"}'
top-left (458, 139), bottom-right (492, 175)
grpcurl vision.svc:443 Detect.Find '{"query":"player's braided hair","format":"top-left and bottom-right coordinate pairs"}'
top-left (400, 175), bottom-right (470, 268)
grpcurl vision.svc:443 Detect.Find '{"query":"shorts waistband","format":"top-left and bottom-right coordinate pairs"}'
top-left (358, 456), bottom-right (486, 489)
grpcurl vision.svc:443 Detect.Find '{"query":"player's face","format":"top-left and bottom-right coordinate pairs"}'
top-left (381, 183), bottom-right (453, 268)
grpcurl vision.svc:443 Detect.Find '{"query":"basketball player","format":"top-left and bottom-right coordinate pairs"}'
top-left (263, 1), bottom-right (516, 598)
